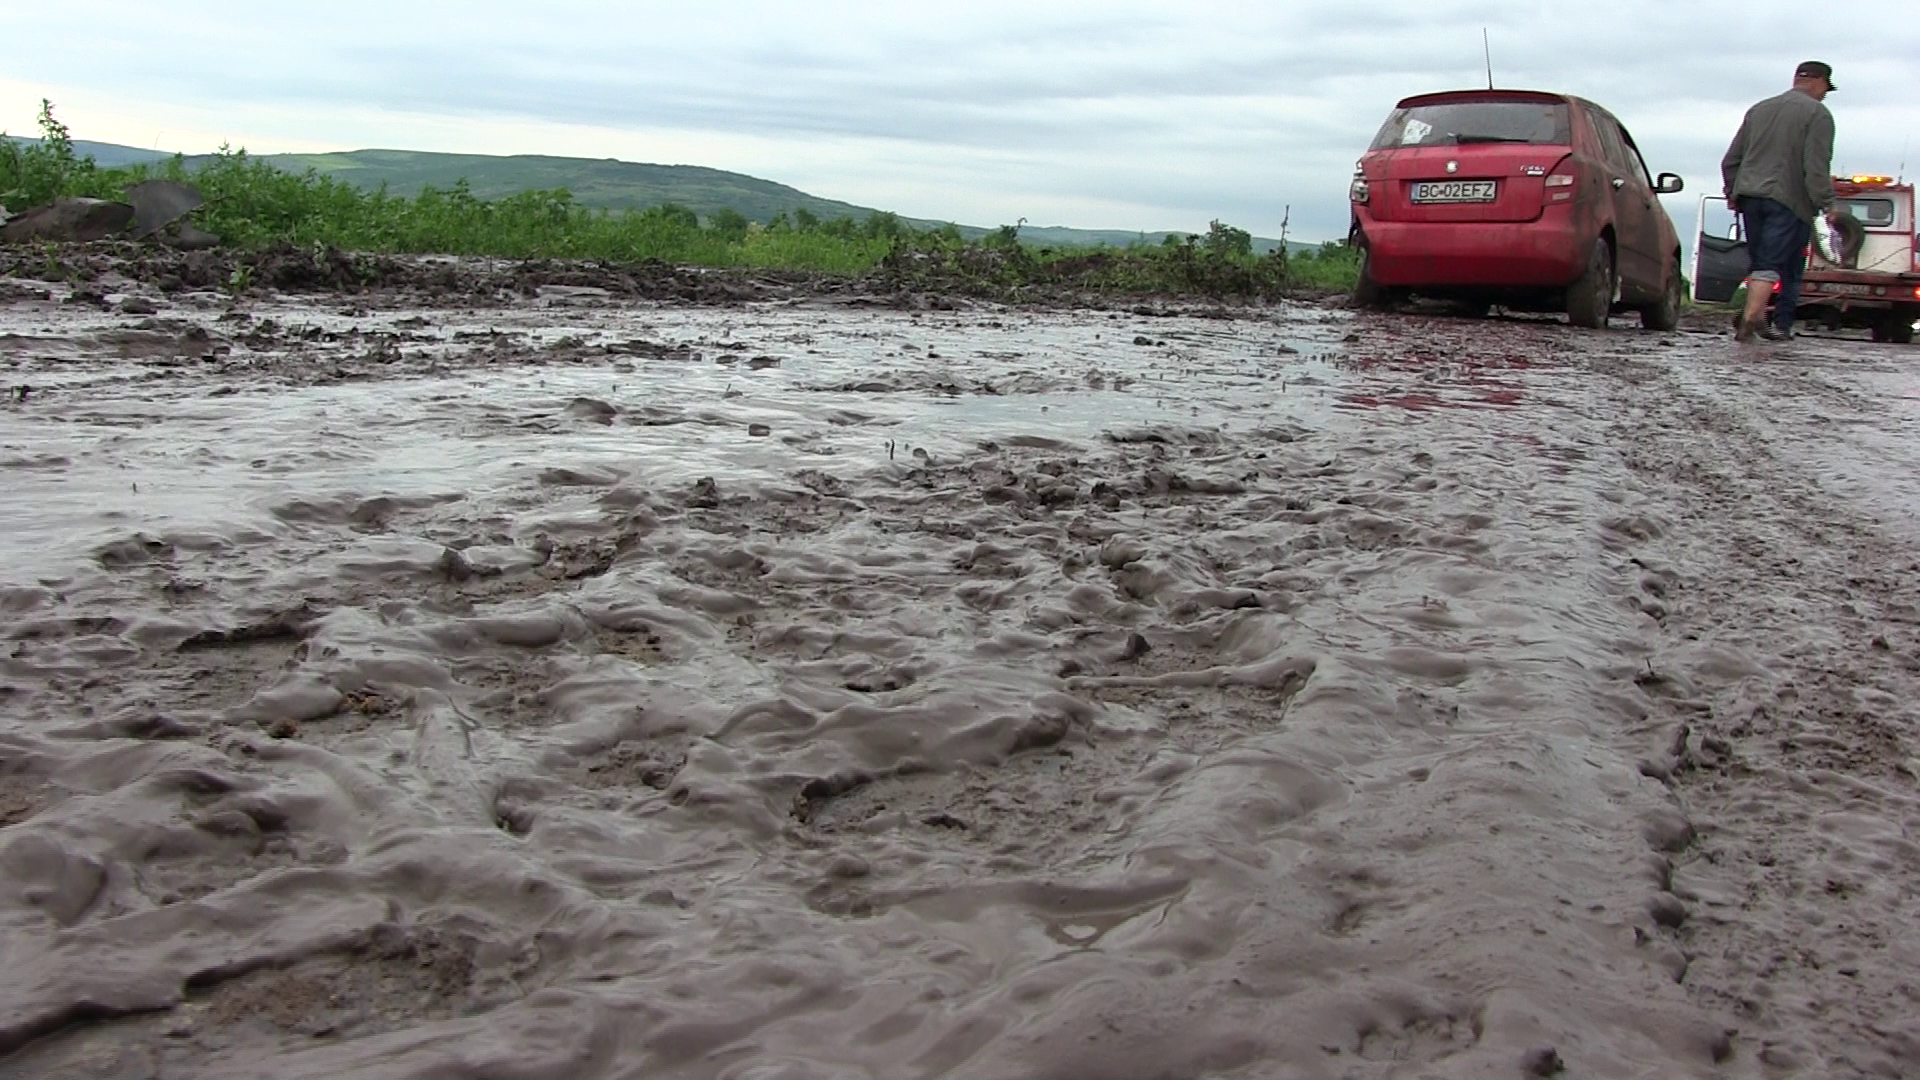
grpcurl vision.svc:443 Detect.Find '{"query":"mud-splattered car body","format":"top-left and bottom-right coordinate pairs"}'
top-left (1349, 89), bottom-right (1685, 329)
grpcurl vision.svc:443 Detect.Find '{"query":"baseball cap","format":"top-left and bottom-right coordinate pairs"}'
top-left (1795, 61), bottom-right (1837, 90)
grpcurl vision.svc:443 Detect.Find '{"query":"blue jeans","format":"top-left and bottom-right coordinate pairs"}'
top-left (1739, 196), bottom-right (1811, 332)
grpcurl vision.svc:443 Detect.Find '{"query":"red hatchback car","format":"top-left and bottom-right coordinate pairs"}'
top-left (1348, 89), bottom-right (1686, 329)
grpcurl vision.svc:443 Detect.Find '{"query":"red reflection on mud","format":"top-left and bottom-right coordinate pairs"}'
top-left (1335, 318), bottom-right (1542, 411)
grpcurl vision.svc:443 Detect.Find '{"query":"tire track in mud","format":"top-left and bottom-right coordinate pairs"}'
top-left (1597, 344), bottom-right (1920, 1078)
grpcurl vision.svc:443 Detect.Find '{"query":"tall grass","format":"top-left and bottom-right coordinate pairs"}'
top-left (4, 100), bottom-right (1358, 294)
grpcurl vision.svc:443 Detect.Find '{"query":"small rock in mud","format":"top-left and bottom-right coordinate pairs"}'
top-left (566, 397), bottom-right (618, 424)
top-left (1648, 892), bottom-right (1689, 928)
top-left (748, 423), bottom-right (772, 437)
top-left (825, 854), bottom-right (871, 879)
top-left (1642, 809), bottom-right (1696, 853)
top-left (1710, 1029), bottom-right (1736, 1063)
top-left (120, 296), bottom-right (158, 315)
top-left (435, 546), bottom-right (492, 582)
top-left (747, 356), bottom-right (781, 369)
top-left (1522, 1046), bottom-right (1565, 1076)
top-left (687, 476), bottom-right (721, 508)
top-left (1099, 538), bottom-right (1149, 568)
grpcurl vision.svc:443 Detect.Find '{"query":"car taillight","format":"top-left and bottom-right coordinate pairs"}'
top-left (1350, 162), bottom-right (1369, 204)
top-left (1544, 171), bottom-right (1574, 203)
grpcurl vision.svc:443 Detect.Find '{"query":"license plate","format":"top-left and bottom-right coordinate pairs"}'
top-left (1412, 180), bottom-right (1498, 203)
top-left (1818, 282), bottom-right (1873, 295)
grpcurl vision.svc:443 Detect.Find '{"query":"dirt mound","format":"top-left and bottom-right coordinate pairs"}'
top-left (0, 242), bottom-right (835, 306)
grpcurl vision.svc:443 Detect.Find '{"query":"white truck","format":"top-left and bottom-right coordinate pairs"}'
top-left (1693, 175), bottom-right (1920, 344)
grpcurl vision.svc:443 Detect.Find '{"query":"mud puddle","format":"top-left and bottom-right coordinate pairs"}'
top-left (1, 271), bottom-right (1916, 1079)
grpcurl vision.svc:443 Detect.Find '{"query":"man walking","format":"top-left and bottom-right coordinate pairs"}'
top-left (1721, 61), bottom-right (1841, 342)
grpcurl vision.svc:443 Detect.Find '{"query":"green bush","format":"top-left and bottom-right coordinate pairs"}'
top-left (0, 101), bottom-right (106, 209)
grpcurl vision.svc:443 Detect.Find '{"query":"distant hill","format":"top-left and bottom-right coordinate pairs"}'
top-left (250, 148), bottom-right (887, 226)
top-left (0, 137), bottom-right (174, 168)
top-left (7, 136), bottom-right (1313, 253)
top-left (76, 139), bottom-right (175, 167)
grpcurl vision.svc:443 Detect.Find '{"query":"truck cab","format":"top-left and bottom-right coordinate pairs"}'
top-left (1692, 175), bottom-right (1920, 344)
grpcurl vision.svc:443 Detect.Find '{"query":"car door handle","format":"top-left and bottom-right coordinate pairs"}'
top-left (1611, 178), bottom-right (1626, 189)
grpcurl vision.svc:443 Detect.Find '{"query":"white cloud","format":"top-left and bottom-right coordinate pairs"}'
top-left (5, 1), bottom-right (1916, 242)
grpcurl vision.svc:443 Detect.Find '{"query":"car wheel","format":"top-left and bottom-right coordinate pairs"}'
top-left (1640, 258), bottom-right (1682, 331)
top-left (1566, 238), bottom-right (1613, 329)
top-left (1353, 246), bottom-right (1392, 311)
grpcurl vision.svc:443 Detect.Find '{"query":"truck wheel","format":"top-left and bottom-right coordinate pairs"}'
top-left (1875, 309), bottom-right (1916, 345)
top-left (1640, 258), bottom-right (1682, 331)
top-left (1353, 246), bottom-right (1392, 311)
top-left (1566, 238), bottom-right (1613, 329)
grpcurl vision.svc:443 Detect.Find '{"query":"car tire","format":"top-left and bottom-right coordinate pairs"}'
top-left (1566, 238), bottom-right (1613, 329)
top-left (1353, 246), bottom-right (1392, 311)
top-left (1640, 258), bottom-right (1682, 331)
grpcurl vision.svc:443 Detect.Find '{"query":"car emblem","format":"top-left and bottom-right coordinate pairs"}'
top-left (1446, 161), bottom-right (1459, 174)
top-left (1522, 165), bottom-right (1546, 176)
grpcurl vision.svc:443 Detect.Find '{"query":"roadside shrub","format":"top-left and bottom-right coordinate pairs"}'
top-left (705, 207), bottom-right (750, 240)
top-left (0, 101), bottom-right (105, 209)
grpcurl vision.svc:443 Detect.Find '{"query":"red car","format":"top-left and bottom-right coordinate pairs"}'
top-left (1348, 89), bottom-right (1687, 329)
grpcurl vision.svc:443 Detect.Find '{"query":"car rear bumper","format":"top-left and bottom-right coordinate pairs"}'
top-left (1358, 216), bottom-right (1585, 288)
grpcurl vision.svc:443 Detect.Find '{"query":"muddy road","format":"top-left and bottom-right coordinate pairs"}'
top-left (1, 263), bottom-right (1916, 1079)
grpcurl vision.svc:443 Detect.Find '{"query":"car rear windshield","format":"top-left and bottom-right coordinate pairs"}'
top-left (1370, 101), bottom-right (1571, 149)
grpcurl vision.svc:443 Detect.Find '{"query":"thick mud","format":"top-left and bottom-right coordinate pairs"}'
top-left (1, 262), bottom-right (1917, 1079)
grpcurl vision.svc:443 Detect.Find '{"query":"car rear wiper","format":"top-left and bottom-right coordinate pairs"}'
top-left (1453, 135), bottom-right (1532, 144)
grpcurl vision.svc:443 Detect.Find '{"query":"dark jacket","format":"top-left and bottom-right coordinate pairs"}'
top-left (1721, 88), bottom-right (1837, 223)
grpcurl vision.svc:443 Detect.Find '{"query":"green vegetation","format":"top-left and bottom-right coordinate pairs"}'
top-left (0, 102), bottom-right (111, 210)
top-left (4, 101), bottom-right (1358, 296)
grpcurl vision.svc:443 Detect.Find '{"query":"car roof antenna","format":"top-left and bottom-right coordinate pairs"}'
top-left (1483, 29), bottom-right (1495, 90)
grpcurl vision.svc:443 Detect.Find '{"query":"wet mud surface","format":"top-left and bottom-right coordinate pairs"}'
top-left (2, 261), bottom-right (1918, 1079)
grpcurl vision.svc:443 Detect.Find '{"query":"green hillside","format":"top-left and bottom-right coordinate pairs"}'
top-left (246, 149), bottom-right (883, 226)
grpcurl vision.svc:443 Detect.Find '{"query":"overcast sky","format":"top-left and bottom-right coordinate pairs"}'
top-left (5, 2), bottom-right (1917, 242)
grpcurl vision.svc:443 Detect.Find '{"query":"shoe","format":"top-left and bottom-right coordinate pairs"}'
top-left (1760, 325), bottom-right (1791, 341)
top-left (1734, 315), bottom-right (1759, 342)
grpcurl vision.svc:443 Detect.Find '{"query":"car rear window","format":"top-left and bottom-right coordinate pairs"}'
top-left (1370, 101), bottom-right (1571, 149)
